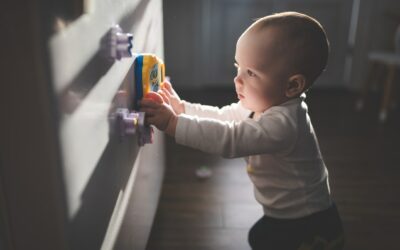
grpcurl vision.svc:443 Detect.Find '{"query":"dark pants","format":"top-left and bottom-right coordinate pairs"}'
top-left (248, 203), bottom-right (344, 250)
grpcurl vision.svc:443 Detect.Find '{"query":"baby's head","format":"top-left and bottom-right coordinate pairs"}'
top-left (234, 11), bottom-right (329, 112)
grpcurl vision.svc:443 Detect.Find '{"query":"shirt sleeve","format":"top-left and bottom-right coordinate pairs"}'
top-left (175, 110), bottom-right (297, 158)
top-left (183, 101), bottom-right (252, 122)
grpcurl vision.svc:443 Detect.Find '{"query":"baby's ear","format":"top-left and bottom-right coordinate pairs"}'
top-left (285, 74), bottom-right (306, 98)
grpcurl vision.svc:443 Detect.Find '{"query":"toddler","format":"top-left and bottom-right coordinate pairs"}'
top-left (141, 11), bottom-right (344, 250)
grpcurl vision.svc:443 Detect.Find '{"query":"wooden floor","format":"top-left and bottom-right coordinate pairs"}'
top-left (146, 88), bottom-right (400, 250)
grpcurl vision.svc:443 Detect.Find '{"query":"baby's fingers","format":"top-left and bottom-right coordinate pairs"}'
top-left (143, 115), bottom-right (156, 126)
top-left (140, 99), bottom-right (161, 108)
top-left (140, 107), bottom-right (155, 117)
top-left (162, 80), bottom-right (172, 89)
top-left (159, 88), bottom-right (172, 99)
top-left (161, 81), bottom-right (174, 95)
top-left (157, 90), bottom-right (170, 104)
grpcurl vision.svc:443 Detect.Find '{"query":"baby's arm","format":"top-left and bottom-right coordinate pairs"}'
top-left (140, 97), bottom-right (296, 158)
top-left (159, 81), bottom-right (251, 122)
top-left (175, 112), bottom-right (296, 158)
top-left (183, 102), bottom-right (251, 122)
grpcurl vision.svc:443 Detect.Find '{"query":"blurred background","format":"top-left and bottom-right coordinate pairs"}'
top-left (164, 0), bottom-right (398, 91)
top-left (1, 0), bottom-right (400, 250)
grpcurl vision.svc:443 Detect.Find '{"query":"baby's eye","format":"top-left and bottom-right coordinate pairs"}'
top-left (234, 62), bottom-right (239, 69)
top-left (247, 69), bottom-right (256, 77)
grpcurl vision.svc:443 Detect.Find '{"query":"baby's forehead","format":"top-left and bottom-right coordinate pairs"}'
top-left (244, 27), bottom-right (288, 51)
top-left (238, 27), bottom-right (289, 64)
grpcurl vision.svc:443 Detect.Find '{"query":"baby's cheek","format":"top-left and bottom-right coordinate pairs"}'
top-left (245, 95), bottom-right (265, 111)
top-left (252, 90), bottom-right (272, 110)
top-left (251, 87), bottom-right (267, 101)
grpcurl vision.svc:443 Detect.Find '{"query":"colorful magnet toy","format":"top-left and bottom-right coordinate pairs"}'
top-left (133, 54), bottom-right (165, 110)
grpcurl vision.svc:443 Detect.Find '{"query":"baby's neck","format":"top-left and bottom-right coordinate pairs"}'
top-left (253, 112), bottom-right (263, 120)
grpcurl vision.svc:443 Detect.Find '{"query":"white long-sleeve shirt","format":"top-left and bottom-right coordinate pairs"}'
top-left (175, 94), bottom-right (332, 219)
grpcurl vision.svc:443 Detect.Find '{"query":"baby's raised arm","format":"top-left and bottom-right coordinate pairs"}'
top-left (183, 101), bottom-right (251, 122)
top-left (175, 111), bottom-right (296, 158)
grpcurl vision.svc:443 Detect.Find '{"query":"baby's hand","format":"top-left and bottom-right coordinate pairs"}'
top-left (140, 96), bottom-right (178, 137)
top-left (158, 80), bottom-right (185, 115)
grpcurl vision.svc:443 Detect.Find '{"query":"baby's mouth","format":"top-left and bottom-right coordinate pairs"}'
top-left (237, 93), bottom-right (245, 99)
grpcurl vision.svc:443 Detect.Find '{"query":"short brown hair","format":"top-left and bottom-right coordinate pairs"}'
top-left (251, 12), bottom-right (329, 87)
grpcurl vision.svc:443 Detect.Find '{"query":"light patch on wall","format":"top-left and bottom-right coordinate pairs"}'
top-left (83, 0), bottom-right (95, 14)
top-left (53, 0), bottom-right (95, 33)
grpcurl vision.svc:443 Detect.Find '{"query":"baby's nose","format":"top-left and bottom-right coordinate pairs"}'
top-left (234, 75), bottom-right (243, 86)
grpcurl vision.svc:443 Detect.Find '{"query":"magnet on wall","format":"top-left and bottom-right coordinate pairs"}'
top-left (108, 90), bottom-right (153, 146)
top-left (109, 108), bottom-right (153, 146)
top-left (102, 25), bottom-right (133, 61)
